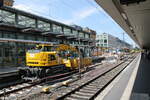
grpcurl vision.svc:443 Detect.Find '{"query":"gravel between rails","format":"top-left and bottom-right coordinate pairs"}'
top-left (55, 57), bottom-right (134, 100)
top-left (20, 55), bottom-right (136, 100)
top-left (0, 70), bottom-right (78, 100)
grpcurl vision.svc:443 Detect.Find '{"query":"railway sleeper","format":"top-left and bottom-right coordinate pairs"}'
top-left (83, 87), bottom-right (99, 91)
top-left (70, 85), bottom-right (79, 89)
top-left (69, 94), bottom-right (90, 100)
top-left (90, 85), bottom-right (103, 89)
top-left (57, 92), bottom-right (68, 97)
top-left (64, 89), bottom-right (72, 94)
top-left (95, 77), bottom-right (105, 81)
top-left (65, 96), bottom-right (85, 100)
top-left (79, 89), bottom-right (96, 94)
top-left (87, 84), bottom-right (99, 87)
top-left (90, 82), bottom-right (100, 85)
top-left (85, 85), bottom-right (98, 89)
top-left (75, 91), bottom-right (94, 97)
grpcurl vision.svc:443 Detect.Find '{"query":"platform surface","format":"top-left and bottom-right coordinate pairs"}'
top-left (0, 66), bottom-right (18, 73)
top-left (130, 55), bottom-right (150, 100)
top-left (95, 54), bottom-right (141, 100)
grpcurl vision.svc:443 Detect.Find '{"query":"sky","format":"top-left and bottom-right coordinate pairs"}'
top-left (13, 0), bottom-right (135, 46)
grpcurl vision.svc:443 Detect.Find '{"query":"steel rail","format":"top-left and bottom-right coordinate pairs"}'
top-left (0, 70), bottom-right (77, 97)
top-left (56, 56), bottom-right (135, 100)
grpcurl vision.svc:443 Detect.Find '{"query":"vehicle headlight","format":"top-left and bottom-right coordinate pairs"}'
top-left (30, 54), bottom-right (35, 57)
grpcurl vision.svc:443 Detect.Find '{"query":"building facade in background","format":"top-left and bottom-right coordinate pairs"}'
top-left (96, 33), bottom-right (132, 51)
top-left (0, 6), bottom-right (96, 67)
top-left (96, 33), bottom-right (108, 48)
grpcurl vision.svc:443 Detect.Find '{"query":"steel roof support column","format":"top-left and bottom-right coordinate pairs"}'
top-left (15, 13), bottom-right (18, 25)
top-left (78, 38), bottom-right (81, 79)
top-left (35, 19), bottom-right (38, 28)
top-left (50, 23), bottom-right (52, 32)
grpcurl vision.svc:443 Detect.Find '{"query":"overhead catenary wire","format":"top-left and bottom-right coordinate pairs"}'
top-left (85, 0), bottom-right (130, 44)
top-left (14, 0), bottom-right (55, 19)
top-left (17, 0), bottom-right (79, 22)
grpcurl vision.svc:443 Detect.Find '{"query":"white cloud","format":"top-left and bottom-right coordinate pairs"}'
top-left (60, 7), bottom-right (98, 24)
top-left (13, 2), bottom-right (112, 27)
top-left (60, 6), bottom-right (114, 25)
top-left (14, 4), bottom-right (51, 19)
top-left (74, 7), bottom-right (97, 19)
top-left (14, 4), bottom-right (39, 15)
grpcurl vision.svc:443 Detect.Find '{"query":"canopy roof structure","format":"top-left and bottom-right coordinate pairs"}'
top-left (96, 0), bottom-right (150, 49)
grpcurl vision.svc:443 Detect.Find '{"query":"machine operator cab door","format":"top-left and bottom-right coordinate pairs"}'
top-left (47, 53), bottom-right (61, 66)
top-left (39, 44), bottom-right (62, 66)
top-left (26, 44), bottom-right (60, 67)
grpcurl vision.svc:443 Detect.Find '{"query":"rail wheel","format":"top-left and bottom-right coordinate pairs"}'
top-left (39, 69), bottom-right (46, 78)
top-left (35, 68), bottom-right (46, 78)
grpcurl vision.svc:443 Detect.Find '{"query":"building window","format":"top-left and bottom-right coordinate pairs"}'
top-left (43, 37), bottom-right (48, 41)
top-left (0, 9), bottom-right (15, 24)
top-left (104, 39), bottom-right (107, 43)
top-left (18, 15), bottom-right (35, 27)
top-left (17, 34), bottom-right (25, 40)
top-left (79, 32), bottom-right (84, 38)
top-left (3, 33), bottom-right (9, 38)
top-left (37, 36), bottom-right (44, 41)
top-left (0, 31), bottom-right (3, 38)
top-left (85, 34), bottom-right (89, 39)
top-left (38, 20), bottom-right (50, 31)
top-left (104, 44), bottom-right (107, 47)
top-left (3, 32), bottom-right (16, 39)
top-left (26, 35), bottom-right (36, 41)
top-left (52, 24), bottom-right (62, 33)
top-left (72, 30), bottom-right (78, 36)
top-left (10, 34), bottom-right (16, 39)
top-left (64, 27), bottom-right (71, 35)
top-left (0, 48), bottom-right (2, 57)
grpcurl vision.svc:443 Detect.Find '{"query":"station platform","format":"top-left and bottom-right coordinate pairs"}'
top-left (130, 54), bottom-right (150, 100)
top-left (0, 66), bottom-right (19, 73)
top-left (95, 53), bottom-right (143, 100)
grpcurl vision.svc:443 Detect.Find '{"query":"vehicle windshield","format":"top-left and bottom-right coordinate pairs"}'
top-left (27, 46), bottom-right (56, 53)
top-left (35, 46), bottom-right (42, 50)
top-left (58, 50), bottom-right (79, 58)
top-left (42, 46), bottom-right (56, 51)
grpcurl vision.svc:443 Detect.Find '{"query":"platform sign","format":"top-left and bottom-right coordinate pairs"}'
top-left (0, 0), bottom-right (13, 7)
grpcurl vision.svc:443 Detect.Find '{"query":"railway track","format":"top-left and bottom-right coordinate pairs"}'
top-left (0, 62), bottom-right (103, 95)
top-left (0, 70), bottom-right (78, 100)
top-left (0, 62), bottom-right (103, 100)
top-left (18, 55), bottom-right (136, 100)
top-left (53, 56), bottom-right (136, 100)
top-left (0, 70), bottom-right (23, 90)
top-left (0, 71), bottom-right (18, 78)
top-left (0, 54), bottom-right (137, 100)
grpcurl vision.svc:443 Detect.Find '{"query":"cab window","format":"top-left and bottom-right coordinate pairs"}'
top-left (43, 46), bottom-right (55, 51)
top-left (48, 55), bottom-right (56, 61)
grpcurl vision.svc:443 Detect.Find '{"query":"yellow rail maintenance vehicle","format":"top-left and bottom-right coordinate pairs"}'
top-left (57, 44), bottom-right (92, 69)
top-left (26, 44), bottom-right (62, 67)
top-left (19, 44), bottom-right (92, 80)
top-left (57, 44), bottom-right (80, 69)
top-left (19, 44), bottom-right (64, 79)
